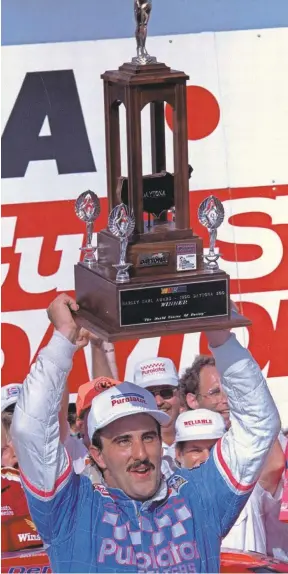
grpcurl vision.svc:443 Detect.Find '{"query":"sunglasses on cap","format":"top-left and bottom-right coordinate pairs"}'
top-left (149, 388), bottom-right (176, 400)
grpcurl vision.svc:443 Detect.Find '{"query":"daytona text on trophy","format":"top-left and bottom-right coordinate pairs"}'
top-left (74, 3), bottom-right (251, 340)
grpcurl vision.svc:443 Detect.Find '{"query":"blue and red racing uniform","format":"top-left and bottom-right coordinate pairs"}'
top-left (11, 332), bottom-right (280, 573)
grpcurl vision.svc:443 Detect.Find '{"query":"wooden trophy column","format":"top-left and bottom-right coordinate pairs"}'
top-left (75, 62), bottom-right (251, 340)
top-left (97, 62), bottom-right (203, 277)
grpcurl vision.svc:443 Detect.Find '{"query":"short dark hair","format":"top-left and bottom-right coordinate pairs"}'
top-left (3, 403), bottom-right (16, 415)
top-left (175, 441), bottom-right (185, 454)
top-left (179, 355), bottom-right (215, 403)
top-left (1, 410), bottom-right (13, 432)
top-left (67, 403), bottom-right (77, 428)
top-left (91, 420), bottom-right (162, 450)
top-left (78, 406), bottom-right (89, 421)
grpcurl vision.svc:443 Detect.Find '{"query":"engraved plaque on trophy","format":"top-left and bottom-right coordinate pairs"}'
top-left (74, 3), bottom-right (251, 340)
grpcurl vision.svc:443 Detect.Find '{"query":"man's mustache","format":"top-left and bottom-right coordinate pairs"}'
top-left (127, 458), bottom-right (155, 472)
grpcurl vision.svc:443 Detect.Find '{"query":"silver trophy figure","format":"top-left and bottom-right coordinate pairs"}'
top-left (132, 0), bottom-right (157, 65)
top-left (198, 195), bottom-right (225, 270)
top-left (75, 190), bottom-right (100, 266)
top-left (108, 203), bottom-right (135, 283)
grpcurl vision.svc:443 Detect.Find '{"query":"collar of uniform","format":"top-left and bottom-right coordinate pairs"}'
top-left (141, 477), bottom-right (168, 510)
top-left (103, 477), bottom-right (168, 509)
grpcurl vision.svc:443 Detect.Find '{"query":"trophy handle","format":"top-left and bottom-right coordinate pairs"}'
top-left (209, 228), bottom-right (217, 256)
top-left (119, 236), bottom-right (128, 265)
top-left (87, 221), bottom-right (94, 246)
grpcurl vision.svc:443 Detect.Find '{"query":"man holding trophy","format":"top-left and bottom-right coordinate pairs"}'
top-left (10, 3), bottom-right (283, 572)
top-left (11, 294), bottom-right (280, 572)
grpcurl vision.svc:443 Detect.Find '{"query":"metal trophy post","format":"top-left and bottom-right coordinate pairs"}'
top-left (198, 195), bottom-right (225, 270)
top-left (75, 190), bottom-right (100, 266)
top-left (108, 203), bottom-right (135, 283)
top-left (132, 0), bottom-right (157, 65)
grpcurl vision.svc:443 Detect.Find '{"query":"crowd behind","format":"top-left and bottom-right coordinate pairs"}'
top-left (1, 296), bottom-right (288, 566)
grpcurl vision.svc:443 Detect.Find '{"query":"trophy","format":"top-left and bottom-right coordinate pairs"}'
top-left (108, 204), bottom-right (135, 283)
top-left (132, 0), bottom-right (156, 65)
top-left (74, 4), bottom-right (251, 340)
top-left (75, 191), bottom-right (100, 266)
top-left (198, 196), bottom-right (225, 270)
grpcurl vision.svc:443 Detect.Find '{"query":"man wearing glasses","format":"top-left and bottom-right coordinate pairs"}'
top-left (179, 355), bottom-right (230, 428)
top-left (133, 357), bottom-right (180, 465)
top-left (179, 354), bottom-right (287, 558)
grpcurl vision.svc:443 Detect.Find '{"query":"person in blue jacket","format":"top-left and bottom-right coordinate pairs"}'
top-left (11, 294), bottom-right (280, 573)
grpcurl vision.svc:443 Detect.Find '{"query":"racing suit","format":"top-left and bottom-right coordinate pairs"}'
top-left (11, 331), bottom-right (280, 573)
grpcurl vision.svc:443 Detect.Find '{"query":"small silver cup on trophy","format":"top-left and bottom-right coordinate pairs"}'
top-left (108, 203), bottom-right (135, 283)
top-left (198, 195), bottom-right (225, 271)
top-left (75, 190), bottom-right (100, 267)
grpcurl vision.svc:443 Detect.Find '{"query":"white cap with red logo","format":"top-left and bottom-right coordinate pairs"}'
top-left (1, 383), bottom-right (22, 412)
top-left (87, 381), bottom-right (170, 440)
top-left (133, 357), bottom-right (178, 389)
top-left (175, 409), bottom-right (226, 443)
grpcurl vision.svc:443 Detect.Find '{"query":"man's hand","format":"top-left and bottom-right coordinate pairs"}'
top-left (75, 328), bottom-right (90, 350)
top-left (89, 332), bottom-right (105, 348)
top-left (205, 300), bottom-right (239, 348)
top-left (47, 294), bottom-right (89, 346)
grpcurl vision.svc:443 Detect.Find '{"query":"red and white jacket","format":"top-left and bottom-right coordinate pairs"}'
top-left (1, 466), bottom-right (42, 552)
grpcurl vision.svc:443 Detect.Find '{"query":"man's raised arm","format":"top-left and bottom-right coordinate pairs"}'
top-left (207, 325), bottom-right (281, 495)
top-left (11, 295), bottom-right (89, 541)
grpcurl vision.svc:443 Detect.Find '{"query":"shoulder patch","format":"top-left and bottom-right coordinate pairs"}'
top-left (93, 484), bottom-right (112, 498)
top-left (168, 474), bottom-right (188, 493)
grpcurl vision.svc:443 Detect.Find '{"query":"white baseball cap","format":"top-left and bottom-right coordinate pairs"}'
top-left (87, 381), bottom-right (170, 440)
top-left (1, 383), bottom-right (22, 412)
top-left (175, 409), bottom-right (226, 443)
top-left (133, 357), bottom-right (179, 389)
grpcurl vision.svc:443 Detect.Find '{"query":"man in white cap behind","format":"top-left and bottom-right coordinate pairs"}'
top-left (174, 409), bottom-right (225, 470)
top-left (11, 294), bottom-right (281, 573)
top-left (1, 383), bottom-right (22, 414)
top-left (133, 357), bottom-right (180, 465)
top-left (173, 408), bottom-right (285, 557)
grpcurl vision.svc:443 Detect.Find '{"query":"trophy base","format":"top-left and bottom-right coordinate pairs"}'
top-left (102, 62), bottom-right (189, 84)
top-left (80, 246), bottom-right (97, 267)
top-left (75, 307), bottom-right (251, 343)
top-left (113, 263), bottom-right (133, 284)
top-left (74, 262), bottom-right (251, 342)
top-left (204, 252), bottom-right (221, 271)
top-left (131, 55), bottom-right (157, 66)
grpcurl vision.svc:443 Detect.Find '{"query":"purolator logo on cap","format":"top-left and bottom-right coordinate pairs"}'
top-left (184, 418), bottom-right (213, 426)
top-left (140, 361), bottom-right (166, 377)
top-left (111, 392), bottom-right (147, 407)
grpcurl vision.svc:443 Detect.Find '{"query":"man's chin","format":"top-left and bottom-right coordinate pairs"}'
top-left (126, 474), bottom-right (160, 501)
top-left (130, 484), bottom-right (158, 501)
top-left (219, 410), bottom-right (230, 425)
top-left (159, 409), bottom-right (172, 427)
